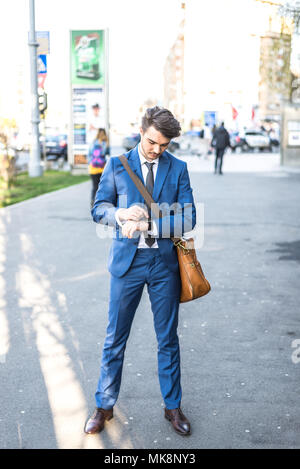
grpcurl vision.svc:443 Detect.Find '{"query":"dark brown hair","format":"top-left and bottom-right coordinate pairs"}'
top-left (141, 106), bottom-right (181, 139)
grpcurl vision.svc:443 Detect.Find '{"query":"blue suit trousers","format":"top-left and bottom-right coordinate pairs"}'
top-left (95, 248), bottom-right (182, 410)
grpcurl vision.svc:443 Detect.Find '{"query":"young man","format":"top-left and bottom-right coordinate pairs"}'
top-left (85, 107), bottom-right (196, 436)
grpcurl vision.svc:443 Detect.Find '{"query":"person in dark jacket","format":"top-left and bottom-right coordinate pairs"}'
top-left (211, 122), bottom-right (230, 175)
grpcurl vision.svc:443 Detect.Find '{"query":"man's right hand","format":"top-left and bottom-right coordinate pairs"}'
top-left (118, 206), bottom-right (149, 222)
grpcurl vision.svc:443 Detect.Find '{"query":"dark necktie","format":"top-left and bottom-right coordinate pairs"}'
top-left (144, 162), bottom-right (155, 247)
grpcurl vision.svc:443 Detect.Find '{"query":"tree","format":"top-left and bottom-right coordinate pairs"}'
top-left (0, 132), bottom-right (16, 189)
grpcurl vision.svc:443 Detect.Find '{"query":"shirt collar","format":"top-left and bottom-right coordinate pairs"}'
top-left (138, 144), bottom-right (159, 166)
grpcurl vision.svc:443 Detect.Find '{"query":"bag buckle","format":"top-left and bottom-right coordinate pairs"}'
top-left (174, 239), bottom-right (190, 253)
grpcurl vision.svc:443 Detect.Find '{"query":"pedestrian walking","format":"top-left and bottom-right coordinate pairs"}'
top-left (88, 128), bottom-right (108, 208)
top-left (212, 122), bottom-right (230, 174)
top-left (85, 106), bottom-right (196, 437)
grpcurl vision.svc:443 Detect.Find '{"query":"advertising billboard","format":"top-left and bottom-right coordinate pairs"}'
top-left (288, 120), bottom-right (300, 147)
top-left (70, 30), bottom-right (107, 167)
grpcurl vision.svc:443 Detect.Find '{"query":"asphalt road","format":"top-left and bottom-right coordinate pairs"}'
top-left (0, 154), bottom-right (300, 449)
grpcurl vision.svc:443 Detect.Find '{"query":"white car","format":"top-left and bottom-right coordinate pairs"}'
top-left (242, 130), bottom-right (271, 151)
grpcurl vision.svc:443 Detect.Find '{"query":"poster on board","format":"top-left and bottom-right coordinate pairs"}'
top-left (288, 121), bottom-right (300, 147)
top-left (72, 87), bottom-right (105, 165)
top-left (71, 30), bottom-right (105, 86)
top-left (70, 30), bottom-right (107, 166)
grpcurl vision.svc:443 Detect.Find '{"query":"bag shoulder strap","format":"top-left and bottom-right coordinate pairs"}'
top-left (118, 154), bottom-right (181, 245)
top-left (118, 154), bottom-right (161, 219)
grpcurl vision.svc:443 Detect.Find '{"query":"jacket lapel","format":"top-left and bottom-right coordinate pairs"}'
top-left (128, 146), bottom-right (143, 180)
top-left (126, 146), bottom-right (144, 203)
top-left (126, 147), bottom-right (171, 203)
top-left (152, 151), bottom-right (170, 202)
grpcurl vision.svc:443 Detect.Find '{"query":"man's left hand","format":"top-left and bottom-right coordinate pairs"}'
top-left (122, 220), bottom-right (148, 239)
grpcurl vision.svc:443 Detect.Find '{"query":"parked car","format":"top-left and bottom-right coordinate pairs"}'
top-left (230, 130), bottom-right (272, 152)
top-left (168, 140), bottom-right (180, 153)
top-left (122, 133), bottom-right (141, 151)
top-left (230, 131), bottom-right (247, 152)
top-left (41, 134), bottom-right (68, 160)
top-left (242, 130), bottom-right (272, 152)
top-left (268, 130), bottom-right (280, 149)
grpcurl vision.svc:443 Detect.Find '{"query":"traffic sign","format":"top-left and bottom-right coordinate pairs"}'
top-left (37, 31), bottom-right (50, 55)
top-left (38, 55), bottom-right (47, 74)
top-left (38, 74), bottom-right (47, 89)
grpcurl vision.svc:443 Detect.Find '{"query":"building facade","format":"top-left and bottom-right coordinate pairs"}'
top-left (164, 0), bottom-right (293, 131)
top-left (163, 20), bottom-right (185, 124)
top-left (259, 32), bottom-right (292, 122)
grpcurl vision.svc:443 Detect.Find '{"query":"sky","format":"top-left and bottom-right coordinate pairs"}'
top-left (0, 0), bottom-right (183, 128)
top-left (0, 0), bottom-right (279, 130)
top-left (183, 0), bottom-right (265, 125)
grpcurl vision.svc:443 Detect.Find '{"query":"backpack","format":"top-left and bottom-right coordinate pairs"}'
top-left (90, 142), bottom-right (106, 168)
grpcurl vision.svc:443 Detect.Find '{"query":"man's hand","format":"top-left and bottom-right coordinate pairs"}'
top-left (118, 206), bottom-right (148, 222)
top-left (122, 220), bottom-right (149, 239)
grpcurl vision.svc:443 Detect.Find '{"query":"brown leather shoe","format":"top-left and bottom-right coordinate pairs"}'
top-left (165, 408), bottom-right (191, 436)
top-left (84, 407), bottom-right (113, 434)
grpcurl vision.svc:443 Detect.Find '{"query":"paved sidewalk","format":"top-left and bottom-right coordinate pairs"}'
top-left (0, 158), bottom-right (300, 449)
top-left (181, 150), bottom-right (283, 173)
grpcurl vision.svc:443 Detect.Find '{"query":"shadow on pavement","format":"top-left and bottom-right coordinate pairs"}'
top-left (268, 240), bottom-right (300, 263)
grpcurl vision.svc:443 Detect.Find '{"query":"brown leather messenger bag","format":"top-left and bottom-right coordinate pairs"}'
top-left (118, 155), bottom-right (211, 303)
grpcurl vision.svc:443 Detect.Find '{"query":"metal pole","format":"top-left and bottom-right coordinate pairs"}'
top-left (104, 28), bottom-right (110, 155)
top-left (68, 30), bottom-right (74, 170)
top-left (28, 0), bottom-right (42, 177)
top-left (42, 116), bottom-right (47, 165)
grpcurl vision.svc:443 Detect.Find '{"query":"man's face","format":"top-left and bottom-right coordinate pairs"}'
top-left (140, 126), bottom-right (170, 161)
top-left (93, 107), bottom-right (100, 116)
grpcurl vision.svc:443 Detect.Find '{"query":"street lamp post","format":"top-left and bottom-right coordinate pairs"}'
top-left (28, 0), bottom-right (42, 177)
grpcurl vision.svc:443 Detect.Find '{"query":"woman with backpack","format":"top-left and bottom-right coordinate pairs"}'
top-left (88, 128), bottom-right (108, 208)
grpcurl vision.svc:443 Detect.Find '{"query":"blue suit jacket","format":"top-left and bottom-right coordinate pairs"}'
top-left (91, 146), bottom-right (196, 277)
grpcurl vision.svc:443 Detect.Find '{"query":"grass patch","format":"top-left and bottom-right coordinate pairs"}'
top-left (0, 170), bottom-right (89, 208)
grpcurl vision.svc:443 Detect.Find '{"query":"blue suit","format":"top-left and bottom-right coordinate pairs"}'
top-left (91, 146), bottom-right (196, 410)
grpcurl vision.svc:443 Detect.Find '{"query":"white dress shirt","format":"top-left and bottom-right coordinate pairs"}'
top-left (115, 144), bottom-right (159, 248)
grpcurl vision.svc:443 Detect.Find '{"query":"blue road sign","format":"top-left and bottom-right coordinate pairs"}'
top-left (38, 54), bottom-right (47, 74)
top-left (204, 111), bottom-right (217, 128)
